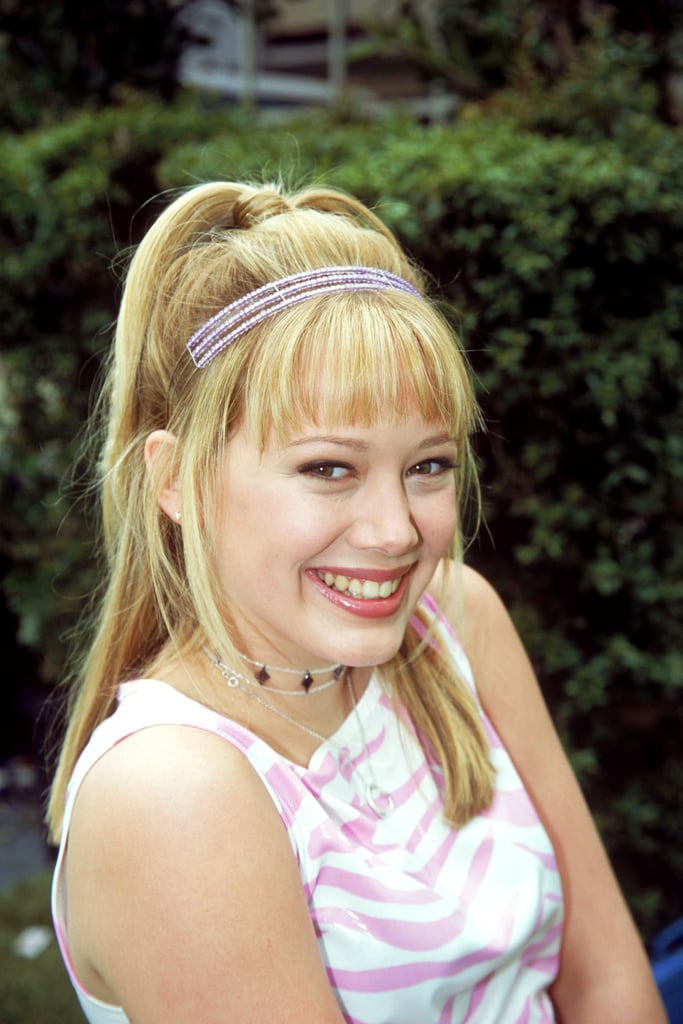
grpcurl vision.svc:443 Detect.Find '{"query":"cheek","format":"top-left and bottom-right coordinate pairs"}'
top-left (436, 512), bottom-right (458, 548)
top-left (422, 501), bottom-right (458, 557)
top-left (282, 499), bottom-right (349, 549)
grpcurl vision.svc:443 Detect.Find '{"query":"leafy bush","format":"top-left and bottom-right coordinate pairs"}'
top-left (0, 0), bottom-right (190, 131)
top-left (1, 80), bottom-right (681, 938)
top-left (0, 872), bottom-right (81, 1024)
top-left (1, 97), bottom-right (241, 681)
top-left (358, 0), bottom-right (683, 119)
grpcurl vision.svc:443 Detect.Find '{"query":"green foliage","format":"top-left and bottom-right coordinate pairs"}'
top-left (0, 0), bottom-right (191, 131)
top-left (0, 96), bottom-right (243, 680)
top-left (1, 41), bottom-right (682, 941)
top-left (357, 0), bottom-right (683, 114)
top-left (0, 872), bottom-right (82, 1024)
top-left (486, 5), bottom-right (670, 141)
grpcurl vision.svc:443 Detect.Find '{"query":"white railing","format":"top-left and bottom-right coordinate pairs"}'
top-left (177, 0), bottom-right (349, 104)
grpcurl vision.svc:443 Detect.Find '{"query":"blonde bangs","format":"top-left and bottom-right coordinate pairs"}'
top-left (238, 291), bottom-right (478, 446)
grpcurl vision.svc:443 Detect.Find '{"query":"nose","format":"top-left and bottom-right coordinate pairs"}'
top-left (347, 480), bottom-right (420, 556)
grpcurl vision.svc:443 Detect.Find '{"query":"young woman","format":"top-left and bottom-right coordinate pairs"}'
top-left (48, 181), bottom-right (666, 1023)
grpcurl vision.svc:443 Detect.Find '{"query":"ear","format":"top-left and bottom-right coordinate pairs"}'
top-left (145, 429), bottom-right (181, 521)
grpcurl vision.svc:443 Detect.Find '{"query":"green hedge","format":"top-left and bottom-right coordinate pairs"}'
top-left (0, 872), bottom-right (82, 1024)
top-left (2, 91), bottom-right (681, 938)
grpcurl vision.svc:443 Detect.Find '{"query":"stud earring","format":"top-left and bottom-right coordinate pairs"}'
top-left (173, 511), bottom-right (182, 523)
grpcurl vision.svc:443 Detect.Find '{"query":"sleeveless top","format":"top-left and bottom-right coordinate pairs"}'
top-left (51, 594), bottom-right (564, 1024)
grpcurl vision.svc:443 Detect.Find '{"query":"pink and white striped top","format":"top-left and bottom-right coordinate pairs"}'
top-left (52, 596), bottom-right (563, 1023)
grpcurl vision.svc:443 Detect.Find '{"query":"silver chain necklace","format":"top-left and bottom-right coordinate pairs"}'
top-left (204, 649), bottom-right (394, 817)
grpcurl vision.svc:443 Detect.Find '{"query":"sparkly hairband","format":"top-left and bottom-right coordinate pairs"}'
top-left (186, 265), bottom-right (421, 368)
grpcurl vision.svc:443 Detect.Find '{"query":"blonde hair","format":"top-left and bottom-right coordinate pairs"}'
top-left (47, 180), bottom-right (494, 840)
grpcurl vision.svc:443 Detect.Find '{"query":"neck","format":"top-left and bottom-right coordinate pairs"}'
top-left (208, 654), bottom-right (358, 763)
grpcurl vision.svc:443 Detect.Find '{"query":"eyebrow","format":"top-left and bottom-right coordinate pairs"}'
top-left (285, 432), bottom-right (457, 451)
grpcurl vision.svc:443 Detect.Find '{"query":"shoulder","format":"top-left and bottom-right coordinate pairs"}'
top-left (68, 724), bottom-right (284, 890)
top-left (429, 559), bottom-right (551, 770)
top-left (66, 725), bottom-right (286, 932)
top-left (430, 562), bottom-right (667, 1021)
top-left (428, 559), bottom-right (513, 664)
top-left (65, 724), bottom-right (344, 1020)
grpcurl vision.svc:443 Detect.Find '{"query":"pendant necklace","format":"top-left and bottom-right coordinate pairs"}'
top-left (204, 649), bottom-right (394, 818)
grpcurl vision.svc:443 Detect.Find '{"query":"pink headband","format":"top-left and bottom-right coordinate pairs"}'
top-left (186, 265), bottom-right (421, 368)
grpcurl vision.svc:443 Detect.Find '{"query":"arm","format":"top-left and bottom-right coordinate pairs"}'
top-left (65, 725), bottom-right (346, 1024)
top-left (448, 563), bottom-right (667, 1024)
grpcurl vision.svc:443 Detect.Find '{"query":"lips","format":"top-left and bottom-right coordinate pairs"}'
top-left (307, 565), bottom-right (414, 620)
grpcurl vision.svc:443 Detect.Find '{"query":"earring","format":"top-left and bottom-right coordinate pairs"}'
top-left (173, 511), bottom-right (182, 523)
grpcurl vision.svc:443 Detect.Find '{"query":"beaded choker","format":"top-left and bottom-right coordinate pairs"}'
top-left (236, 650), bottom-right (345, 695)
top-left (205, 650), bottom-right (394, 817)
top-left (186, 265), bottom-right (421, 367)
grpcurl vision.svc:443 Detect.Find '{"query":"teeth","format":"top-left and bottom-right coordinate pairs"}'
top-left (318, 572), bottom-right (401, 599)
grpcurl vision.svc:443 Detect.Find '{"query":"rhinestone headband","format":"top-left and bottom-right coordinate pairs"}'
top-left (186, 265), bottom-right (421, 368)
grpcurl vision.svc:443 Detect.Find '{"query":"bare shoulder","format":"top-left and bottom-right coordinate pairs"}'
top-left (433, 560), bottom-right (555, 766)
top-left (431, 561), bottom-right (667, 1022)
top-left (66, 725), bottom-right (344, 1022)
top-left (429, 559), bottom-right (511, 661)
top-left (460, 562), bottom-right (507, 631)
top-left (68, 724), bottom-right (280, 886)
top-left (65, 725), bottom-right (288, 973)
top-left (71, 721), bottom-right (265, 831)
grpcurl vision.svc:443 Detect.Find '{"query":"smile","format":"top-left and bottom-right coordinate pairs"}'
top-left (316, 571), bottom-right (402, 600)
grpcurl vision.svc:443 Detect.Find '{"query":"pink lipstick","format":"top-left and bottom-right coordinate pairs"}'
top-left (306, 566), bottom-right (413, 619)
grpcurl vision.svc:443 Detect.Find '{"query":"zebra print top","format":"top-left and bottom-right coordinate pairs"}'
top-left (52, 593), bottom-right (563, 1023)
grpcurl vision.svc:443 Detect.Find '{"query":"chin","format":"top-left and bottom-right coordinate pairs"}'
top-left (337, 632), bottom-right (407, 671)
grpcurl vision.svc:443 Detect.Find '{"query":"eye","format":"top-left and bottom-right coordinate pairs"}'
top-left (407, 458), bottom-right (457, 477)
top-left (298, 461), bottom-right (352, 480)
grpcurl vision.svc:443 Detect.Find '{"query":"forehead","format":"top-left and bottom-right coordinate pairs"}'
top-left (292, 410), bottom-right (452, 440)
top-left (232, 411), bottom-right (456, 468)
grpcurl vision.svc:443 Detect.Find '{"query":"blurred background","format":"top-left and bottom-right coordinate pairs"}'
top-left (1, 1), bottom-right (682, 1019)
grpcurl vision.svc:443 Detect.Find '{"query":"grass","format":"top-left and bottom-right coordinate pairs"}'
top-left (0, 871), bottom-right (83, 1024)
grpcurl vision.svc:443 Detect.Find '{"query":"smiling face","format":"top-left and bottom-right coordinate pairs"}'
top-left (213, 411), bottom-right (458, 671)
top-left (172, 287), bottom-right (479, 674)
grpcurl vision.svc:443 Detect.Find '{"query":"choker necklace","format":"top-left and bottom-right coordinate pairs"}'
top-left (236, 650), bottom-right (344, 694)
top-left (204, 650), bottom-right (394, 818)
